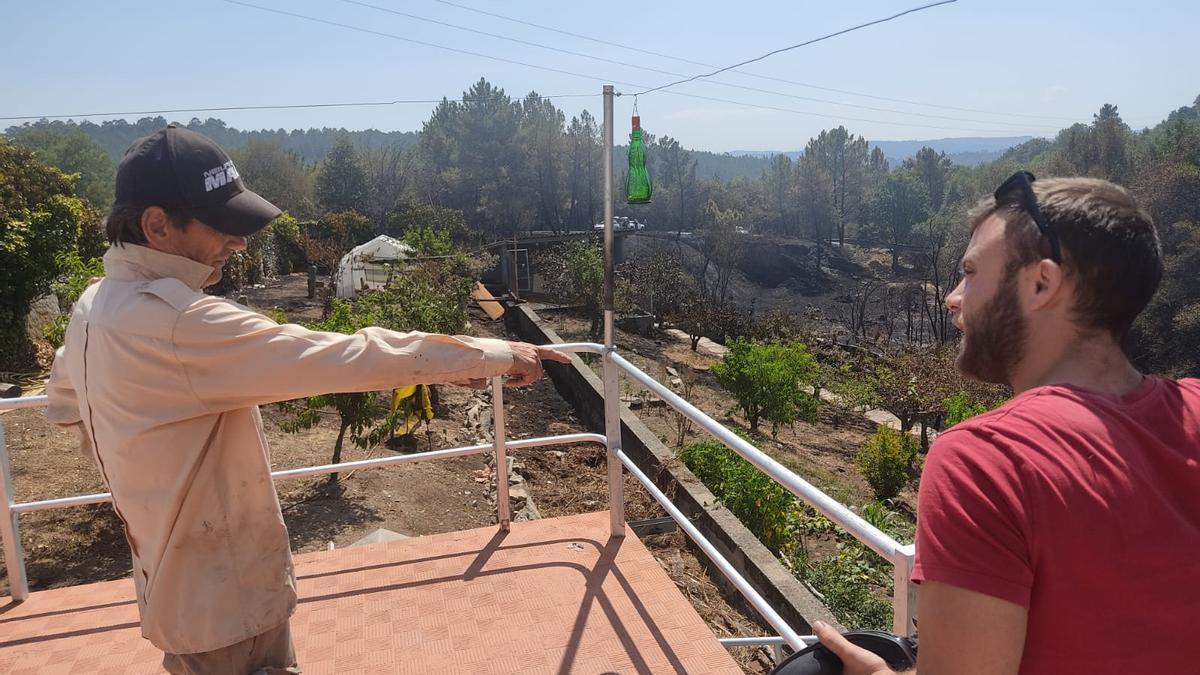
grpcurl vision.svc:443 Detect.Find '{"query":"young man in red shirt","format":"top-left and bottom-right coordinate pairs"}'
top-left (814, 173), bottom-right (1199, 674)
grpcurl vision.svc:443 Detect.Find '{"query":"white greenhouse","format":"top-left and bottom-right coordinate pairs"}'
top-left (334, 235), bottom-right (415, 298)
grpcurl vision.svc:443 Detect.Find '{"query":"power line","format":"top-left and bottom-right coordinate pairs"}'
top-left (222, 0), bottom-right (646, 88)
top-left (4, 2), bottom-right (1038, 135)
top-left (430, 0), bottom-right (1076, 123)
top-left (336, 0), bottom-right (1038, 130)
top-left (0, 95), bottom-right (596, 122)
top-left (652, 88), bottom-right (1055, 135)
top-left (635, 0), bottom-right (957, 96)
top-left (220, 1), bottom-right (1058, 134)
top-left (2, 89), bottom-right (1056, 135)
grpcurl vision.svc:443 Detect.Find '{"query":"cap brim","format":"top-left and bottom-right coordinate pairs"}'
top-left (193, 189), bottom-right (282, 236)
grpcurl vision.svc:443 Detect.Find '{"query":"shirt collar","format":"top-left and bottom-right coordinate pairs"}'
top-left (103, 244), bottom-right (214, 291)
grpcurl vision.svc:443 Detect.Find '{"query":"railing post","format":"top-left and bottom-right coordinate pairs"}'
top-left (601, 83), bottom-right (624, 538)
top-left (0, 419), bottom-right (29, 601)
top-left (603, 350), bottom-right (624, 537)
top-left (491, 377), bottom-right (511, 532)
top-left (892, 544), bottom-right (917, 635)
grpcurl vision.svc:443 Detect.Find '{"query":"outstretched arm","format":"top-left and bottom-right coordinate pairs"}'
top-left (173, 297), bottom-right (566, 412)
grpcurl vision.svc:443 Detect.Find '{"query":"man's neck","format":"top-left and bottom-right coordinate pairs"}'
top-left (1009, 331), bottom-right (1143, 397)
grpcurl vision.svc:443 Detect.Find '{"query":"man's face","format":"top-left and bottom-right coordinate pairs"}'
top-left (161, 217), bottom-right (247, 287)
top-left (946, 214), bottom-right (1028, 385)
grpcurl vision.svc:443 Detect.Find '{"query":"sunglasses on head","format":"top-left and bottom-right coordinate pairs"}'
top-left (994, 170), bottom-right (1063, 264)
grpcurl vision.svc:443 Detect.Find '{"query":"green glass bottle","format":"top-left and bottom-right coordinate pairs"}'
top-left (626, 116), bottom-right (652, 204)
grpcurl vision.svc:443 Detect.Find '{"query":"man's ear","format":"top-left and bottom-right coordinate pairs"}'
top-left (1027, 258), bottom-right (1067, 311)
top-left (141, 207), bottom-right (173, 248)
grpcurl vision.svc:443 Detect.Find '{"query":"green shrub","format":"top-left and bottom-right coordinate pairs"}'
top-left (711, 339), bottom-right (819, 435)
top-left (41, 250), bottom-right (103, 348)
top-left (402, 225), bottom-right (453, 256)
top-left (806, 543), bottom-right (893, 630)
top-left (271, 213), bottom-right (305, 274)
top-left (943, 389), bottom-right (995, 427)
top-left (1, 140), bottom-right (101, 365)
top-left (855, 426), bottom-right (919, 501)
top-left (680, 439), bottom-right (797, 551)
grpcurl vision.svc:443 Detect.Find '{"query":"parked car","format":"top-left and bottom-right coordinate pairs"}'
top-left (593, 217), bottom-right (646, 231)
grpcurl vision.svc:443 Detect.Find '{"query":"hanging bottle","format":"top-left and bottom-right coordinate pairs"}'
top-left (626, 115), bottom-right (652, 204)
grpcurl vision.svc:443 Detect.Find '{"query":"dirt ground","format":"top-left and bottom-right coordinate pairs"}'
top-left (0, 273), bottom-right (784, 672)
top-left (542, 309), bottom-right (908, 511)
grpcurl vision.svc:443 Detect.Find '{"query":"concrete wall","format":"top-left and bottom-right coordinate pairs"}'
top-left (506, 303), bottom-right (840, 634)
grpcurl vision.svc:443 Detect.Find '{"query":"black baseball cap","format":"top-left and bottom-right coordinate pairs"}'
top-left (115, 125), bottom-right (281, 236)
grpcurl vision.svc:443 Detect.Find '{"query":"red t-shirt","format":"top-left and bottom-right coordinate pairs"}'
top-left (913, 375), bottom-right (1200, 674)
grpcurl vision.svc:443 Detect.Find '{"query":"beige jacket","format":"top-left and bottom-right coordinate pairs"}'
top-left (46, 244), bottom-right (513, 654)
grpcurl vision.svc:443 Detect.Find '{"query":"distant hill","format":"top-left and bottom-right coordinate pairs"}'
top-left (731, 136), bottom-right (1035, 168)
top-left (4, 117), bottom-right (418, 164)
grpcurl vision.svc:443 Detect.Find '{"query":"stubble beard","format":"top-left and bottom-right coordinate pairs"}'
top-left (955, 272), bottom-right (1027, 386)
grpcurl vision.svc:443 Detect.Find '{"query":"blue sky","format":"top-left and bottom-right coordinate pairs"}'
top-left (3, 0), bottom-right (1196, 152)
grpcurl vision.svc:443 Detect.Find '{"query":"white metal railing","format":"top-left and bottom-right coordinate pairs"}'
top-left (0, 341), bottom-right (915, 655)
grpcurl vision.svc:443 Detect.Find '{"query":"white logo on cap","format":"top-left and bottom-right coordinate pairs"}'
top-left (203, 161), bottom-right (240, 192)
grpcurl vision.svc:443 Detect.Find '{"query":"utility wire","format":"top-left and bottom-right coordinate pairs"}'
top-left (430, 0), bottom-right (1072, 123)
top-left (222, 0), bottom-right (643, 88)
top-left (337, 0), bottom-right (1036, 129)
top-left (220, 1), bottom-right (1057, 134)
top-left (8, 2), bottom-right (1053, 134)
top-left (0, 95), bottom-right (594, 122)
top-left (652, 88), bottom-right (1055, 134)
top-left (635, 0), bottom-right (957, 96)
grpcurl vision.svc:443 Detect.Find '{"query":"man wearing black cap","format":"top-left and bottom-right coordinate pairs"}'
top-left (45, 126), bottom-right (567, 674)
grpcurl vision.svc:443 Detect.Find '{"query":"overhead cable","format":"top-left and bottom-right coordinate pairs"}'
top-left (338, 0), bottom-right (1037, 129)
top-left (429, 0), bottom-right (1076, 123)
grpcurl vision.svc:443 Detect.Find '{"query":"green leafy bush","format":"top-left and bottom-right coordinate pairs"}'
top-left (806, 543), bottom-right (893, 630)
top-left (943, 389), bottom-right (995, 427)
top-left (1, 139), bottom-right (102, 365)
top-left (680, 439), bottom-right (797, 551)
top-left (711, 339), bottom-right (819, 435)
top-left (402, 226), bottom-right (453, 256)
top-left (270, 213), bottom-right (305, 274)
top-left (43, 250), bottom-right (105, 348)
top-left (855, 426), bottom-right (919, 501)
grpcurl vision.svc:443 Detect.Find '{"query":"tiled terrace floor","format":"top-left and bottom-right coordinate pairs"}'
top-left (0, 512), bottom-right (742, 674)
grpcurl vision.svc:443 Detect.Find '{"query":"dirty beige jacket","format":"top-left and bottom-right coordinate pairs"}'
top-left (45, 244), bottom-right (513, 654)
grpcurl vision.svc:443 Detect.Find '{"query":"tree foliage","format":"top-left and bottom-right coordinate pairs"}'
top-left (711, 339), bottom-right (819, 435)
top-left (7, 126), bottom-right (116, 210)
top-left (0, 139), bottom-right (102, 365)
top-left (542, 240), bottom-right (605, 338)
top-left (316, 135), bottom-right (368, 214)
top-left (228, 141), bottom-right (315, 219)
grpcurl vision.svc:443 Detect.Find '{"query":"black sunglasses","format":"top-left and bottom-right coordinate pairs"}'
top-left (994, 171), bottom-right (1063, 263)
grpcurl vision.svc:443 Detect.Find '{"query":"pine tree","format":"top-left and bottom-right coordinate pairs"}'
top-left (316, 135), bottom-right (368, 214)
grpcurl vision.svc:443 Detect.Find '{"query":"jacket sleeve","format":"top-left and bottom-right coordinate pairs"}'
top-left (171, 296), bottom-right (513, 413)
top-left (46, 343), bottom-right (97, 462)
top-left (46, 345), bottom-right (81, 427)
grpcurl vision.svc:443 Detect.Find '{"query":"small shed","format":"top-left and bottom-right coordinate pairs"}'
top-left (335, 235), bottom-right (415, 298)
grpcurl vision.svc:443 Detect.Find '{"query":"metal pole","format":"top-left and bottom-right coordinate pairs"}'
top-left (892, 543), bottom-right (918, 635)
top-left (492, 377), bottom-right (512, 531)
top-left (0, 420), bottom-right (29, 601)
top-left (602, 84), bottom-right (624, 538)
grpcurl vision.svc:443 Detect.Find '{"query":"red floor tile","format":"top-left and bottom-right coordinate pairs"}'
top-left (0, 512), bottom-right (741, 674)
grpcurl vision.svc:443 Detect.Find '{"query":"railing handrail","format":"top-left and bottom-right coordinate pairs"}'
top-left (0, 339), bottom-right (914, 645)
top-left (0, 394), bottom-right (48, 411)
top-left (607, 350), bottom-right (908, 560)
top-left (8, 432), bottom-right (607, 515)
